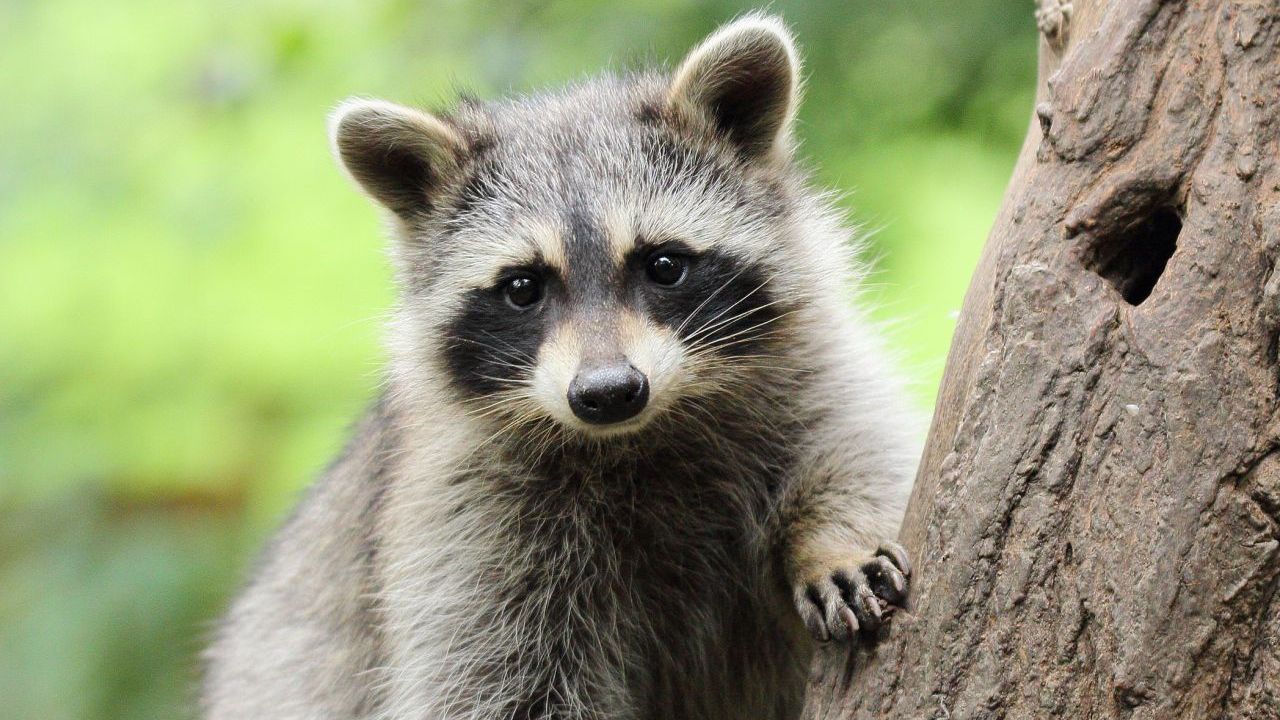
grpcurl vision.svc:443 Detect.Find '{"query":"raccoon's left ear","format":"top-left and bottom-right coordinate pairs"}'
top-left (668, 15), bottom-right (800, 162)
top-left (328, 98), bottom-right (467, 217)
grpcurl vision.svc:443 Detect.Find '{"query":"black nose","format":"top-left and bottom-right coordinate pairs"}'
top-left (567, 362), bottom-right (650, 425)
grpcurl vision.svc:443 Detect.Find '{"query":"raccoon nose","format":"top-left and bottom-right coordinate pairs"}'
top-left (568, 362), bottom-right (650, 425)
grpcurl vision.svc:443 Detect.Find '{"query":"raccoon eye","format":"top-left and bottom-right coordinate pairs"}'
top-left (502, 274), bottom-right (543, 309)
top-left (646, 253), bottom-right (688, 287)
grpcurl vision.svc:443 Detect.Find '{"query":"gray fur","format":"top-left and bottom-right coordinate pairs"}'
top-left (202, 15), bottom-right (920, 720)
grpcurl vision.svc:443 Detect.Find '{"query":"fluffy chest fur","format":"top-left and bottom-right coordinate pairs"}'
top-left (370, 398), bottom-right (811, 719)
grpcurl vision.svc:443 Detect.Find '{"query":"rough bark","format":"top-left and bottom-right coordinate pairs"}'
top-left (802, 1), bottom-right (1280, 718)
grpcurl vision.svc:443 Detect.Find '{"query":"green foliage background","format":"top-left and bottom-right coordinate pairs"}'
top-left (0, 1), bottom-right (1035, 717)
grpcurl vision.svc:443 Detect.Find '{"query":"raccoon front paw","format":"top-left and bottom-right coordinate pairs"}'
top-left (792, 541), bottom-right (911, 643)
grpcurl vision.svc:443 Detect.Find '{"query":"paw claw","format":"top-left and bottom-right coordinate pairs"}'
top-left (843, 571), bottom-right (882, 631)
top-left (838, 605), bottom-right (860, 635)
top-left (792, 541), bottom-right (912, 644)
top-left (877, 541), bottom-right (912, 578)
top-left (866, 555), bottom-right (908, 605)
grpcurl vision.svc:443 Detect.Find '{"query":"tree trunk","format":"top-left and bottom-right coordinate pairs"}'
top-left (802, 1), bottom-right (1280, 717)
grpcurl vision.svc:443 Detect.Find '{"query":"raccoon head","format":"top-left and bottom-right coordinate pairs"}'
top-left (330, 16), bottom-right (836, 441)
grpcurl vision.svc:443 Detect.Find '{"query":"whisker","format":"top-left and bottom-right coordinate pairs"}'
top-left (673, 268), bottom-right (748, 338)
top-left (682, 297), bottom-right (790, 350)
top-left (682, 278), bottom-right (773, 343)
top-left (689, 308), bottom-right (797, 348)
top-left (479, 329), bottom-right (536, 362)
top-left (442, 334), bottom-right (535, 368)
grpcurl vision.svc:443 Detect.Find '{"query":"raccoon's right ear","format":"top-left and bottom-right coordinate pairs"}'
top-left (668, 15), bottom-right (800, 162)
top-left (329, 98), bottom-right (467, 217)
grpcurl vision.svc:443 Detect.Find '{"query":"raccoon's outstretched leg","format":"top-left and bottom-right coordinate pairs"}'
top-left (778, 448), bottom-right (914, 644)
top-left (790, 541), bottom-right (911, 642)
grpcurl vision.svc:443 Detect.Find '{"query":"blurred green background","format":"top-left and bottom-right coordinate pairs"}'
top-left (0, 1), bottom-right (1035, 717)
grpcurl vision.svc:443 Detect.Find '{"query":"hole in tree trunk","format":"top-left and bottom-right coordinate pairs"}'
top-left (1082, 206), bottom-right (1181, 306)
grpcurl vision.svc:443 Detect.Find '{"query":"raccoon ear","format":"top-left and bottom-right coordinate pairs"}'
top-left (329, 98), bottom-right (466, 216)
top-left (668, 15), bottom-right (800, 161)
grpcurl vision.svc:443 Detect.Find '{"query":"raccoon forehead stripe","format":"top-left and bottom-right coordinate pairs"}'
top-left (603, 206), bottom-right (637, 265)
top-left (450, 219), bottom-right (567, 288)
top-left (617, 194), bottom-right (737, 255)
top-left (522, 217), bottom-right (568, 274)
top-left (598, 204), bottom-right (711, 265)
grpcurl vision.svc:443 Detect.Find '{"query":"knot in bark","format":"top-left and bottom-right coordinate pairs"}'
top-left (1035, 0), bottom-right (1073, 49)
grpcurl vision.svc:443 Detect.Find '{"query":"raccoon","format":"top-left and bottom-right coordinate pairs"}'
top-left (202, 14), bottom-right (920, 720)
